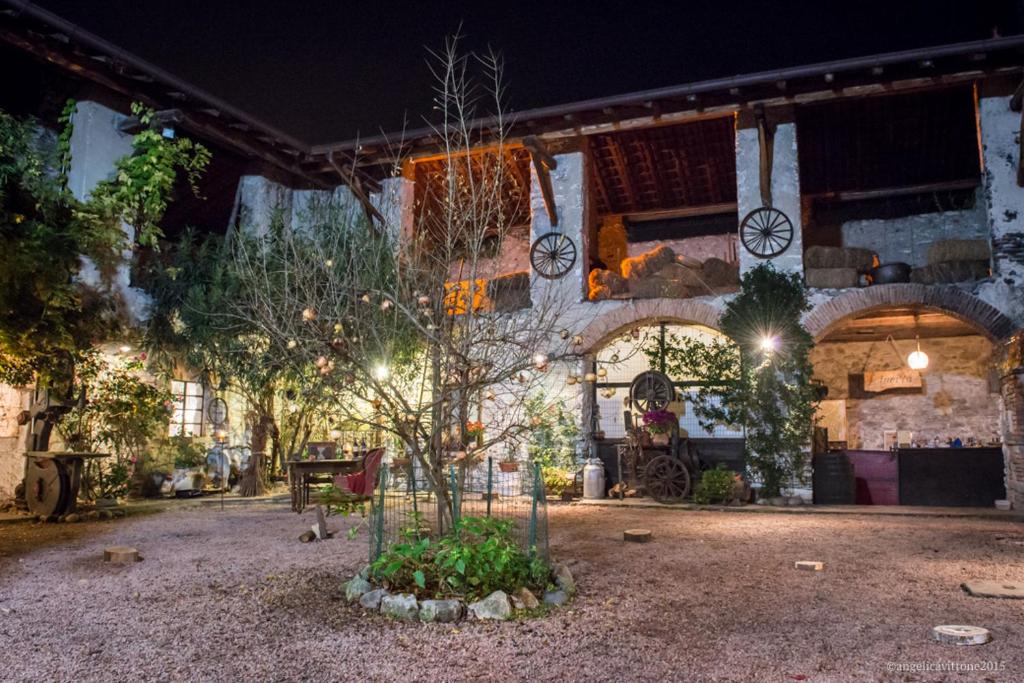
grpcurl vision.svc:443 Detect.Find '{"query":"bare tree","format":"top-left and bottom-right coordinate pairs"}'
top-left (224, 37), bottom-right (575, 524)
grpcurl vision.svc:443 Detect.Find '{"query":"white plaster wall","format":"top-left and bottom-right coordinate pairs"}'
top-left (977, 95), bottom-right (1024, 326)
top-left (530, 152), bottom-right (587, 309)
top-left (68, 101), bottom-right (151, 323)
top-left (0, 385), bottom-right (30, 499)
top-left (840, 195), bottom-right (988, 267)
top-left (735, 122), bottom-right (804, 275)
top-left (234, 175), bottom-right (294, 236)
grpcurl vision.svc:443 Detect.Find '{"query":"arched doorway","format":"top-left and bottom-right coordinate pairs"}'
top-left (811, 303), bottom-right (1006, 506)
top-left (586, 319), bottom-right (746, 492)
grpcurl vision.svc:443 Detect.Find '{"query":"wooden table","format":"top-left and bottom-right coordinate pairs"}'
top-left (288, 458), bottom-right (361, 513)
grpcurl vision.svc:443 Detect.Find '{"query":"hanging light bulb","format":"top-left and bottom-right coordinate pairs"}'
top-left (533, 353), bottom-right (549, 370)
top-left (907, 336), bottom-right (929, 370)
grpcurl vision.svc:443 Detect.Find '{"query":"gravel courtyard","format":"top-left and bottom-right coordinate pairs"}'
top-left (1, 503), bottom-right (1022, 682)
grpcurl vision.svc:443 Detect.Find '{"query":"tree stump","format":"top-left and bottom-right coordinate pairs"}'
top-left (624, 529), bottom-right (652, 543)
top-left (104, 546), bottom-right (141, 564)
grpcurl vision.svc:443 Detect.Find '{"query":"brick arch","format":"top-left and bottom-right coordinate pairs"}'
top-left (804, 284), bottom-right (1017, 342)
top-left (577, 299), bottom-right (723, 353)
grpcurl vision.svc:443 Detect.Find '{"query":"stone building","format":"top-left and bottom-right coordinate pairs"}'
top-left (2, 5), bottom-right (1024, 509)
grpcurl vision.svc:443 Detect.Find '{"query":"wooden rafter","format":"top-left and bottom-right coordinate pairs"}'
top-left (754, 104), bottom-right (775, 207)
top-left (328, 152), bottom-right (385, 224)
top-left (523, 136), bottom-right (558, 226)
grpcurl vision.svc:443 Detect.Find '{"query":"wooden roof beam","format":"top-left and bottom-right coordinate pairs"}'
top-left (523, 136), bottom-right (558, 226)
top-left (328, 151), bottom-right (385, 225)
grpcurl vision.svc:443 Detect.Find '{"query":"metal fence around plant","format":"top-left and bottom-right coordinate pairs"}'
top-left (368, 458), bottom-right (549, 564)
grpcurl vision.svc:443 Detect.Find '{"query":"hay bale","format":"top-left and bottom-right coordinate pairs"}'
top-left (628, 276), bottom-right (670, 299)
top-left (805, 267), bottom-right (859, 289)
top-left (805, 245), bottom-right (875, 270)
top-left (927, 239), bottom-right (990, 265)
top-left (657, 263), bottom-right (704, 287)
top-left (675, 254), bottom-right (704, 269)
top-left (597, 218), bottom-right (629, 274)
top-left (621, 245), bottom-right (675, 279)
top-left (700, 257), bottom-right (740, 287)
top-left (911, 260), bottom-right (989, 285)
top-left (588, 268), bottom-right (627, 301)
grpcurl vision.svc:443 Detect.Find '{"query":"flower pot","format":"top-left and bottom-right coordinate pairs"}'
top-left (499, 461), bottom-right (519, 473)
top-left (651, 432), bottom-right (670, 446)
top-left (391, 457), bottom-right (411, 469)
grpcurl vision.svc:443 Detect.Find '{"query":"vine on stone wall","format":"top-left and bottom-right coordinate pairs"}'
top-left (649, 263), bottom-right (819, 497)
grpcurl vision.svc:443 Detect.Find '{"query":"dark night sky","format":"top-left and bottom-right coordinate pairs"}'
top-left (33, 0), bottom-right (1023, 146)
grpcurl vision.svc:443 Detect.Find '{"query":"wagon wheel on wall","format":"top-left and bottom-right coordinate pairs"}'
top-left (629, 370), bottom-right (675, 413)
top-left (644, 454), bottom-right (691, 503)
top-left (739, 206), bottom-right (793, 258)
top-left (529, 232), bottom-right (577, 279)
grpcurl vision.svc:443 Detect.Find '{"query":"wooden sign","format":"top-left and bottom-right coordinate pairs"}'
top-left (863, 369), bottom-right (922, 393)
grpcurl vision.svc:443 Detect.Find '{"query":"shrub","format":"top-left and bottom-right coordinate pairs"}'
top-left (542, 467), bottom-right (574, 497)
top-left (693, 464), bottom-right (735, 505)
top-left (370, 515), bottom-right (549, 601)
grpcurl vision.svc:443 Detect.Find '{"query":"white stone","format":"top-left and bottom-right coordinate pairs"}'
top-left (794, 561), bottom-right (824, 571)
top-left (932, 624), bottom-right (991, 645)
top-left (962, 580), bottom-right (1024, 599)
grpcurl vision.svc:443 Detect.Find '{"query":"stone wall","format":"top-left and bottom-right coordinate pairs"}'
top-left (840, 193), bottom-right (988, 268)
top-left (810, 335), bottom-right (1000, 450)
top-left (0, 385), bottom-right (30, 499)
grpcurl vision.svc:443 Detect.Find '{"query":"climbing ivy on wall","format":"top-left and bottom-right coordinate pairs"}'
top-left (650, 263), bottom-right (820, 497)
top-left (0, 102), bottom-right (210, 386)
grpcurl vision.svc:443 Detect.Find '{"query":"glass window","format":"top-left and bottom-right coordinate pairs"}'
top-left (169, 380), bottom-right (204, 437)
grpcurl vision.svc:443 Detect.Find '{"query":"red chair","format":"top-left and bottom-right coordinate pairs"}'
top-left (333, 448), bottom-right (385, 499)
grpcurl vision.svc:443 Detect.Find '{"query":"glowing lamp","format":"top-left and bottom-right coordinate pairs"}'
top-left (907, 350), bottom-right (929, 370)
top-left (906, 336), bottom-right (929, 370)
top-left (118, 344), bottom-right (133, 354)
top-left (533, 353), bottom-right (549, 370)
top-left (329, 428), bottom-right (342, 441)
top-left (373, 364), bottom-right (389, 381)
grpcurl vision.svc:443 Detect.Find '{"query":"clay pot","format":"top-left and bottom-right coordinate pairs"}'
top-left (499, 461), bottom-right (519, 473)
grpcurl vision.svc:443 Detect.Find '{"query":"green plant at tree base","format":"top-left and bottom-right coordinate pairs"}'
top-left (693, 464), bottom-right (736, 505)
top-left (647, 264), bottom-right (819, 497)
top-left (524, 393), bottom-right (579, 470)
top-left (371, 515), bottom-right (550, 601)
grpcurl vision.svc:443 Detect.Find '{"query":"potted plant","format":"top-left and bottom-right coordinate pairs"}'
top-left (642, 409), bottom-right (676, 446)
top-left (499, 450), bottom-right (519, 472)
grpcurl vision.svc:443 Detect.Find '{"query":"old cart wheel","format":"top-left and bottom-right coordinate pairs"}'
top-left (24, 457), bottom-right (70, 517)
top-left (645, 455), bottom-right (691, 503)
top-left (629, 371), bottom-right (674, 412)
top-left (740, 207), bottom-right (793, 258)
top-left (530, 232), bottom-right (577, 279)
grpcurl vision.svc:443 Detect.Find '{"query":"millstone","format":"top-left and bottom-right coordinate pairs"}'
top-left (932, 624), bottom-right (991, 645)
top-left (623, 529), bottom-right (652, 543)
top-left (962, 580), bottom-right (1024, 599)
top-left (103, 546), bottom-right (141, 564)
top-left (795, 561), bottom-right (824, 571)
